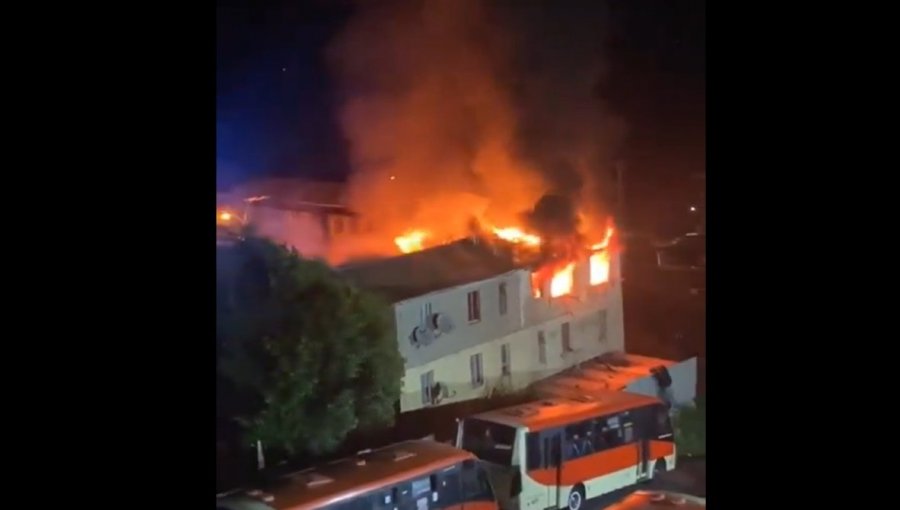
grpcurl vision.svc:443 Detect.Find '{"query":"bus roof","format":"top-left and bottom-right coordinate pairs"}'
top-left (534, 352), bottom-right (679, 395)
top-left (218, 440), bottom-right (475, 510)
top-left (469, 391), bottom-right (663, 432)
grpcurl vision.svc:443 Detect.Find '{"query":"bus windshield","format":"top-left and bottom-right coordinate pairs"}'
top-left (461, 419), bottom-right (517, 465)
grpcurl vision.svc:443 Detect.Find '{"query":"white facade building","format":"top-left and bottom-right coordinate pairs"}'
top-left (341, 239), bottom-right (625, 413)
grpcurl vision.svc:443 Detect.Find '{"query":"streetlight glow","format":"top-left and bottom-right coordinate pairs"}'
top-left (219, 211), bottom-right (233, 222)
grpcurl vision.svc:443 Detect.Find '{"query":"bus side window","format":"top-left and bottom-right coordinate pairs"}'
top-left (437, 466), bottom-right (462, 505)
top-left (462, 459), bottom-right (493, 501)
top-left (623, 423), bottom-right (634, 443)
top-left (371, 489), bottom-right (393, 510)
top-left (411, 476), bottom-right (431, 498)
top-left (564, 422), bottom-right (593, 459)
top-left (543, 432), bottom-right (561, 467)
top-left (620, 412), bottom-right (635, 444)
top-left (656, 406), bottom-right (673, 436)
top-left (394, 482), bottom-right (417, 510)
top-left (599, 416), bottom-right (625, 449)
top-left (526, 432), bottom-right (542, 470)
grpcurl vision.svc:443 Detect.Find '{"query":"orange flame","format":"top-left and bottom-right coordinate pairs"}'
top-left (589, 250), bottom-right (610, 285)
top-left (590, 223), bottom-right (615, 251)
top-left (549, 262), bottom-right (575, 297)
top-left (492, 227), bottom-right (541, 246)
top-left (394, 230), bottom-right (429, 253)
top-left (531, 272), bottom-right (543, 298)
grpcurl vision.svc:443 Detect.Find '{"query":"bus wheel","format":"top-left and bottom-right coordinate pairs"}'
top-left (652, 459), bottom-right (667, 478)
top-left (566, 484), bottom-right (586, 510)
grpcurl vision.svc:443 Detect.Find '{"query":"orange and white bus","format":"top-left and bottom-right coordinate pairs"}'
top-left (456, 392), bottom-right (675, 510)
top-left (217, 440), bottom-right (497, 510)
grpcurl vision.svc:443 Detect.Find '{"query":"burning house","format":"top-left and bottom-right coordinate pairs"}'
top-left (340, 222), bottom-right (625, 413)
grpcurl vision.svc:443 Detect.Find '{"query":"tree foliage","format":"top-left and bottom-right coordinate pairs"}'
top-left (217, 237), bottom-right (404, 456)
top-left (673, 395), bottom-right (705, 457)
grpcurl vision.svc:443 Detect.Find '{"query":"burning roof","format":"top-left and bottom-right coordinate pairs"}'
top-left (341, 215), bottom-right (617, 304)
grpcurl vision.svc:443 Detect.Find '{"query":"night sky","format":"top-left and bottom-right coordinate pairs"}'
top-left (217, 0), bottom-right (705, 232)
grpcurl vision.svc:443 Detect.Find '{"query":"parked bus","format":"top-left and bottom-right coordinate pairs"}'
top-left (217, 440), bottom-right (497, 510)
top-left (456, 392), bottom-right (674, 510)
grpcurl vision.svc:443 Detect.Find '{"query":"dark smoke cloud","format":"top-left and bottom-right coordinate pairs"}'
top-left (499, 0), bottom-right (627, 230)
top-left (525, 194), bottom-right (581, 238)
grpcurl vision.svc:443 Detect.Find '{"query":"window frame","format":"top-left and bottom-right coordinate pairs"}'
top-left (537, 330), bottom-right (547, 364)
top-left (420, 370), bottom-right (435, 405)
top-left (467, 290), bottom-right (481, 322)
top-left (470, 353), bottom-right (484, 387)
top-left (500, 343), bottom-right (511, 376)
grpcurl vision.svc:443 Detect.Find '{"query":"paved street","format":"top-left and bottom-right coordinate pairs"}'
top-left (588, 457), bottom-right (706, 509)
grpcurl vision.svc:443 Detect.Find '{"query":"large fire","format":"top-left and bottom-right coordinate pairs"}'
top-left (590, 224), bottom-right (615, 251)
top-left (492, 227), bottom-right (541, 246)
top-left (589, 250), bottom-right (610, 285)
top-left (530, 219), bottom-right (616, 298)
top-left (390, 214), bottom-right (616, 300)
top-left (549, 262), bottom-right (576, 297)
top-left (394, 230), bottom-right (428, 253)
top-left (393, 223), bottom-right (543, 254)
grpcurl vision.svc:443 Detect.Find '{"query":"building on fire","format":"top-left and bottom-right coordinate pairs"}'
top-left (340, 237), bottom-right (625, 413)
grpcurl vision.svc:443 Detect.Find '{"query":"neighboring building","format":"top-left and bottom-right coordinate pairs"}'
top-left (216, 178), bottom-right (362, 260)
top-left (341, 238), bottom-right (625, 413)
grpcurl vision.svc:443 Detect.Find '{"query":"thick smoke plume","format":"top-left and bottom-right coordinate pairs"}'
top-left (328, 0), bottom-right (623, 262)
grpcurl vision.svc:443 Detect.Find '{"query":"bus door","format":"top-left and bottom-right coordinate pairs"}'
top-left (541, 431), bottom-right (563, 509)
top-left (634, 410), bottom-right (651, 481)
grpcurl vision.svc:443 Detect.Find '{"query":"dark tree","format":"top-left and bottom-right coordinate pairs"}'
top-left (217, 236), bottom-right (404, 457)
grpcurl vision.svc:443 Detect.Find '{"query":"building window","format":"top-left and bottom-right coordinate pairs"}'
top-left (421, 370), bottom-right (435, 405)
top-left (470, 353), bottom-right (484, 387)
top-left (531, 273), bottom-right (543, 298)
top-left (498, 282), bottom-right (508, 316)
top-left (538, 331), bottom-right (547, 364)
top-left (501, 344), bottom-right (511, 375)
top-left (420, 302), bottom-right (433, 326)
top-left (598, 310), bottom-right (607, 343)
top-left (562, 322), bottom-right (572, 352)
top-left (467, 290), bottom-right (481, 322)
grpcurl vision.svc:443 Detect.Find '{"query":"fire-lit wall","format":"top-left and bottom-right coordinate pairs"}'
top-left (396, 251), bottom-right (624, 412)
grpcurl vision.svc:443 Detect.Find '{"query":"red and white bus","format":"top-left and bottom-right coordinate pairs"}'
top-left (217, 440), bottom-right (497, 510)
top-left (456, 392), bottom-right (674, 510)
